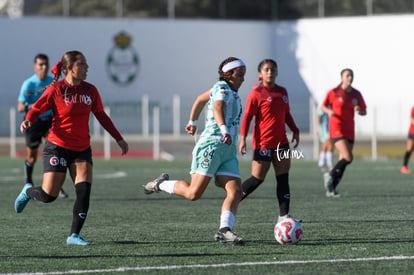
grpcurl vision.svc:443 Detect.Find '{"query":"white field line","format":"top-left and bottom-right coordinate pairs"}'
top-left (4, 255), bottom-right (414, 275)
top-left (2, 171), bottom-right (127, 182)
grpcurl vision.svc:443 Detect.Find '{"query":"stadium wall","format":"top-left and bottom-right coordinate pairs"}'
top-left (0, 15), bottom-right (413, 137)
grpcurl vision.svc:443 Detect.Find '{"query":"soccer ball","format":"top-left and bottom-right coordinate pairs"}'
top-left (274, 218), bottom-right (303, 244)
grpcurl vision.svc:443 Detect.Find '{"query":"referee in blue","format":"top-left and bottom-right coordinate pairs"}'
top-left (17, 53), bottom-right (68, 198)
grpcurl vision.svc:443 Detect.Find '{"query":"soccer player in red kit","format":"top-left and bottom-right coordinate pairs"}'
top-left (15, 51), bottom-right (128, 245)
top-left (401, 106), bottom-right (414, 174)
top-left (239, 59), bottom-right (300, 223)
top-left (321, 68), bottom-right (366, 197)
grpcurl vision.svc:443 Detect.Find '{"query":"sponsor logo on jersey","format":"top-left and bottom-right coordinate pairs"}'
top-left (201, 158), bottom-right (210, 169)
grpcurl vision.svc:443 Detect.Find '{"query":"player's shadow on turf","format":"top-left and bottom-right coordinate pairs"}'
top-left (9, 253), bottom-right (268, 259)
top-left (94, 196), bottom-right (228, 202)
top-left (308, 219), bottom-right (414, 223)
top-left (114, 240), bottom-right (278, 246)
top-left (300, 238), bottom-right (414, 246)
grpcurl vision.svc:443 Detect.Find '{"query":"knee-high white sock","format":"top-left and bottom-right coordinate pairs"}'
top-left (219, 210), bottom-right (235, 230)
top-left (318, 152), bottom-right (325, 167)
top-left (159, 180), bottom-right (177, 194)
top-left (326, 152), bottom-right (333, 169)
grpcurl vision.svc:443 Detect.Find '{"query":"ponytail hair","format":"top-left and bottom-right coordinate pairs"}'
top-left (51, 50), bottom-right (84, 83)
top-left (51, 61), bottom-right (62, 82)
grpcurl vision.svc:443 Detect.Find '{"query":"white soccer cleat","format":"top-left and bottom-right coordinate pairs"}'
top-left (143, 173), bottom-right (169, 194)
top-left (326, 190), bottom-right (341, 198)
top-left (214, 230), bottom-right (244, 245)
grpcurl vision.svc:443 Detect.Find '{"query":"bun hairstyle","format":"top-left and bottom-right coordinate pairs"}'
top-left (218, 57), bottom-right (245, 82)
top-left (51, 50), bottom-right (84, 82)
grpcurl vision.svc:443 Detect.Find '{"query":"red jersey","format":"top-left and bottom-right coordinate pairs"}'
top-left (26, 79), bottom-right (122, 151)
top-left (409, 107), bottom-right (414, 134)
top-left (240, 83), bottom-right (299, 150)
top-left (322, 85), bottom-right (366, 140)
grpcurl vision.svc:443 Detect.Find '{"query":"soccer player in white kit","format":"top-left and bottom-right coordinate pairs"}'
top-left (144, 57), bottom-right (246, 245)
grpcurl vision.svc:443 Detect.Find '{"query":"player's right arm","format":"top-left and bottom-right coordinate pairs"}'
top-left (186, 90), bottom-right (210, 136)
top-left (20, 86), bottom-right (53, 133)
top-left (213, 99), bottom-right (232, 145)
top-left (20, 120), bottom-right (32, 133)
top-left (239, 91), bottom-right (257, 155)
top-left (17, 80), bottom-right (32, 113)
top-left (321, 91), bottom-right (335, 118)
top-left (17, 101), bottom-right (26, 113)
top-left (411, 107), bottom-right (414, 126)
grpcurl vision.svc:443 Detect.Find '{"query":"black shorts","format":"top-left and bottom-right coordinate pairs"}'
top-left (408, 133), bottom-right (414, 139)
top-left (24, 117), bottom-right (52, 149)
top-left (42, 141), bottom-right (93, 173)
top-left (331, 137), bottom-right (355, 145)
top-left (253, 144), bottom-right (290, 162)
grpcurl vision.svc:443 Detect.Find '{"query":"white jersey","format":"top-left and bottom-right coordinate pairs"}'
top-left (199, 80), bottom-right (242, 144)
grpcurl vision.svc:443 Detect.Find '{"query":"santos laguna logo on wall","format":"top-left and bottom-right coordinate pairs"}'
top-left (106, 31), bottom-right (139, 86)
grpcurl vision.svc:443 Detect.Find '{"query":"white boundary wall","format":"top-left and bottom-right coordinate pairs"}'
top-left (294, 15), bottom-right (414, 137)
top-left (1, 15), bottom-right (413, 137)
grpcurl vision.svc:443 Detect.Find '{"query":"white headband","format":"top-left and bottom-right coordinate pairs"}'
top-left (222, 60), bottom-right (245, 73)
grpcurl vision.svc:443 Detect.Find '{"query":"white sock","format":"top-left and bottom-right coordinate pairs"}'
top-left (158, 180), bottom-right (177, 194)
top-left (318, 152), bottom-right (325, 167)
top-left (326, 152), bottom-right (333, 169)
top-left (219, 210), bottom-right (235, 230)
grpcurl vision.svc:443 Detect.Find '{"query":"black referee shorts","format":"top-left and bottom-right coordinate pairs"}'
top-left (24, 117), bottom-right (52, 149)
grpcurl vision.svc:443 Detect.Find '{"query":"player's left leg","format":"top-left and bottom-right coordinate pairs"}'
top-left (241, 148), bottom-right (272, 200)
top-left (318, 149), bottom-right (326, 171)
top-left (214, 175), bottom-right (244, 245)
top-left (23, 124), bottom-right (41, 185)
top-left (15, 140), bottom-right (67, 213)
top-left (326, 139), bottom-right (353, 197)
top-left (24, 147), bottom-right (37, 184)
top-left (67, 161), bottom-right (93, 246)
top-left (145, 141), bottom-right (219, 200)
top-left (401, 138), bottom-right (414, 174)
top-left (144, 172), bottom-right (211, 200)
top-left (241, 159), bottom-right (270, 200)
top-left (15, 171), bottom-right (65, 213)
top-left (171, 174), bottom-right (211, 201)
top-left (272, 148), bottom-right (299, 223)
top-left (326, 139), bottom-right (334, 170)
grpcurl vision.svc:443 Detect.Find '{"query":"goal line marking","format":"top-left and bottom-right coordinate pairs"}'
top-left (7, 255), bottom-right (414, 275)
